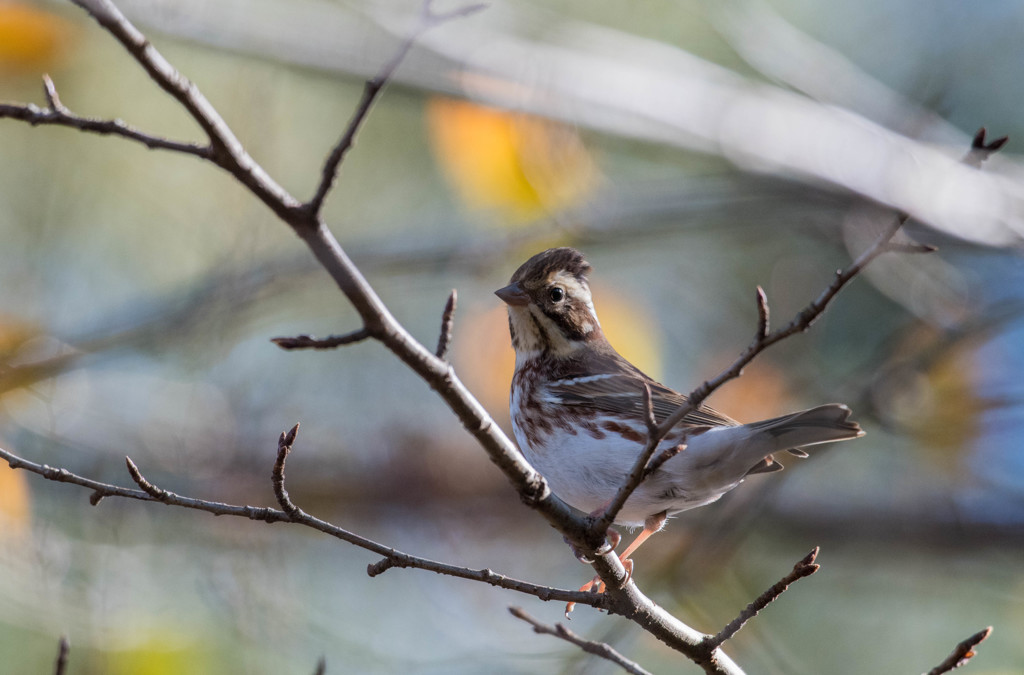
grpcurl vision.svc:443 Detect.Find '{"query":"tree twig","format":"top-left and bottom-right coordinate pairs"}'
top-left (53, 636), bottom-right (69, 675)
top-left (965, 128), bottom-right (1008, 169)
top-left (509, 607), bottom-right (654, 675)
top-left (271, 328), bottom-right (373, 350)
top-left (754, 286), bottom-right (769, 340)
top-left (925, 627), bottom-right (992, 675)
top-left (702, 548), bottom-right (820, 651)
top-left (272, 423), bottom-right (302, 518)
top-left (0, 76), bottom-right (212, 158)
top-left (435, 289), bottom-right (458, 360)
top-left (594, 383), bottom-right (663, 534)
top-left (305, 0), bottom-right (487, 217)
top-left (0, 443), bottom-right (603, 607)
top-left (68, 0), bottom-right (303, 221)
top-left (641, 443), bottom-right (685, 479)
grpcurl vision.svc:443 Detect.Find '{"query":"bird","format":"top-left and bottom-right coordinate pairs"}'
top-left (495, 247), bottom-right (863, 601)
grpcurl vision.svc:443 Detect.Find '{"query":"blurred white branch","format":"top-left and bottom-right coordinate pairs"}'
top-left (712, 0), bottom-right (961, 143)
top-left (107, 0), bottom-right (1024, 246)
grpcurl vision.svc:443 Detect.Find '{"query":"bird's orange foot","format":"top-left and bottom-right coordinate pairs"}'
top-left (564, 555), bottom-right (637, 618)
top-left (563, 512), bottom-right (667, 617)
top-left (565, 575), bottom-right (604, 618)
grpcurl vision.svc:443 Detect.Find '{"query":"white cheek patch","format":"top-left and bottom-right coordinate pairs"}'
top-left (583, 298), bottom-right (600, 328)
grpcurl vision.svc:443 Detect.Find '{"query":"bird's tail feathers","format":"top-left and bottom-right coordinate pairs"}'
top-left (746, 403), bottom-right (864, 449)
top-left (679, 404), bottom-right (863, 483)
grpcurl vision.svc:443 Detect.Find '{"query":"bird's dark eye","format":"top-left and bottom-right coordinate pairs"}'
top-left (549, 287), bottom-right (565, 302)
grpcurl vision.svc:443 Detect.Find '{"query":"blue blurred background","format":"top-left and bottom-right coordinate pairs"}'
top-left (2, 0), bottom-right (1024, 672)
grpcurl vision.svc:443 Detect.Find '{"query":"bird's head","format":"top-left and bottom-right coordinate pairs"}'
top-left (495, 247), bottom-right (604, 361)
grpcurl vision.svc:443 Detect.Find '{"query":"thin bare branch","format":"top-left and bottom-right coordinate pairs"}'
top-left (703, 548), bottom-right (820, 651)
top-left (0, 78), bottom-right (211, 158)
top-left (641, 382), bottom-right (657, 437)
top-left (313, 656), bottom-right (326, 675)
top-left (754, 286), bottom-right (769, 340)
top-left (272, 424), bottom-right (302, 518)
top-left (125, 456), bottom-right (176, 503)
top-left (667, 218), bottom-right (903, 436)
top-left (509, 607), bottom-right (654, 675)
top-left (271, 328), bottom-right (372, 350)
top-left (965, 128), bottom-right (1009, 168)
top-left (42, 75), bottom-right (64, 111)
top-left (882, 241), bottom-right (938, 254)
top-left (305, 1), bottom-right (487, 217)
top-left (0, 443), bottom-right (602, 607)
top-left (435, 289), bottom-right (458, 360)
top-left (925, 627), bottom-right (993, 675)
top-left (67, 0), bottom-right (303, 221)
top-left (592, 382), bottom-right (663, 536)
top-left (596, 423), bottom-right (662, 536)
top-left (641, 443), bottom-right (685, 479)
top-left (53, 636), bottom-right (69, 675)
top-left (1, 445), bottom-right (153, 504)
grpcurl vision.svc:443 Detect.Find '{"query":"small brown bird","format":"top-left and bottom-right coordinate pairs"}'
top-left (496, 248), bottom-right (863, 590)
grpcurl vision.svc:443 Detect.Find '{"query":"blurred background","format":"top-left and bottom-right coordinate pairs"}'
top-left (2, 0), bottom-right (1024, 672)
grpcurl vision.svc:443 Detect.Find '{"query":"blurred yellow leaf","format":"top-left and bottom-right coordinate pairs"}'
top-left (0, 315), bottom-right (64, 396)
top-left (107, 636), bottom-right (214, 675)
top-left (0, 313), bottom-right (40, 354)
top-left (0, 2), bottom-right (74, 72)
top-left (0, 458), bottom-right (31, 537)
top-left (876, 326), bottom-right (988, 475)
top-left (456, 282), bottom-right (661, 418)
top-left (908, 342), bottom-right (984, 472)
top-left (426, 98), bottom-right (597, 224)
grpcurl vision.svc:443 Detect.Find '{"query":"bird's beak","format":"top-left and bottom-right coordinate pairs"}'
top-left (495, 282), bottom-right (530, 306)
